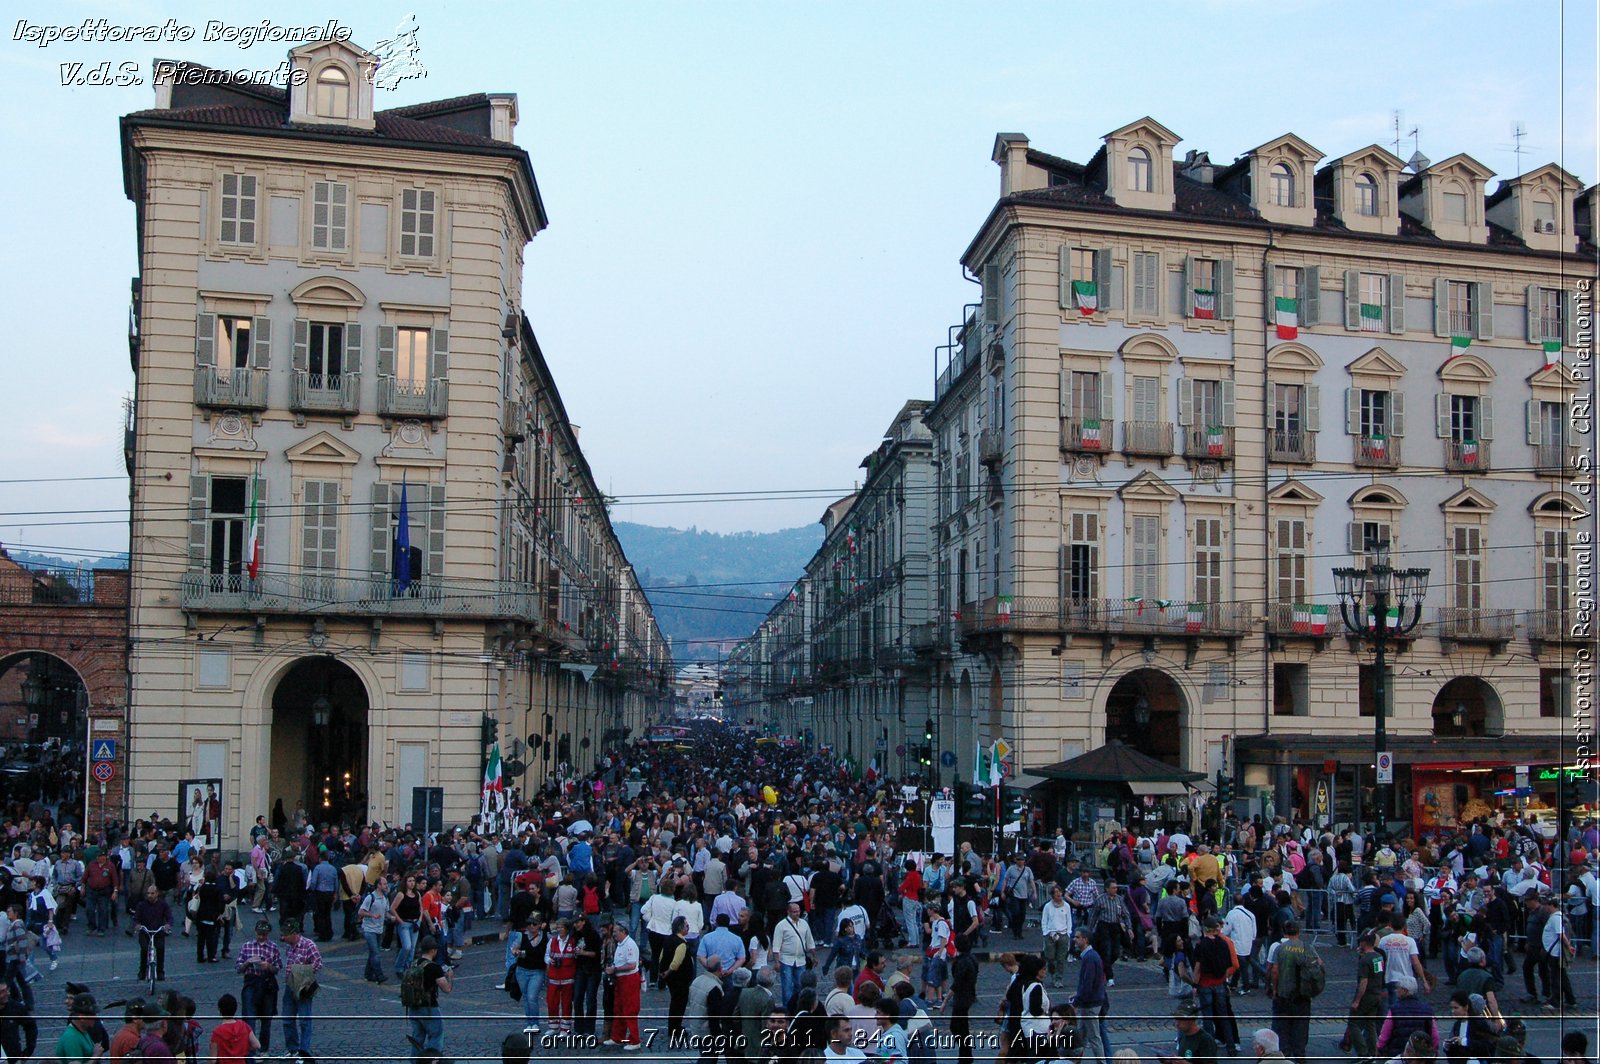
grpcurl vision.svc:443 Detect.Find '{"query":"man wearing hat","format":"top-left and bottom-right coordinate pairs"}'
top-left (235, 918), bottom-right (282, 1053)
top-left (280, 918), bottom-right (324, 1058)
top-left (52, 992), bottom-right (100, 1063)
top-left (1157, 1002), bottom-right (1218, 1064)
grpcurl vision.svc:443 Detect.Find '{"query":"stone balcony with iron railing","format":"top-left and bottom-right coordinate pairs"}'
top-left (1266, 601), bottom-right (1339, 638)
top-left (1435, 607), bottom-right (1516, 646)
top-left (1353, 434), bottom-right (1401, 469)
top-left (179, 569), bottom-right (572, 637)
top-left (978, 429), bottom-right (1004, 466)
top-left (1061, 417), bottom-right (1114, 455)
top-left (1121, 420), bottom-right (1173, 458)
top-left (1535, 441), bottom-right (1583, 477)
top-left (959, 595), bottom-right (1250, 638)
top-left (1526, 608), bottom-right (1582, 646)
top-left (378, 376), bottom-right (449, 420)
top-left (290, 371), bottom-right (360, 418)
top-left (1442, 439), bottom-right (1489, 473)
top-left (1181, 426), bottom-right (1234, 461)
top-left (1268, 428), bottom-right (1316, 463)
top-left (194, 366), bottom-right (268, 412)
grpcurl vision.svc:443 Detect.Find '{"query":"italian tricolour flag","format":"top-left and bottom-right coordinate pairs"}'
top-left (1072, 280), bottom-right (1098, 316)
top-left (1359, 303), bottom-right (1384, 332)
top-left (1274, 297), bottom-right (1299, 340)
top-left (1193, 289), bottom-right (1216, 320)
top-left (1080, 418), bottom-right (1103, 449)
top-left (1291, 604), bottom-right (1329, 634)
top-left (1206, 426), bottom-right (1226, 456)
top-left (1450, 335), bottom-right (1472, 358)
top-left (1542, 340), bottom-right (1562, 369)
top-left (483, 743), bottom-right (504, 796)
top-left (245, 474), bottom-right (262, 581)
top-left (1185, 602), bottom-right (1206, 633)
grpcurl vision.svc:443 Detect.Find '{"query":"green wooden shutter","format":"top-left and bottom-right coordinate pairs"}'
top-left (1391, 392), bottom-right (1406, 437)
top-left (1345, 388), bottom-right (1361, 435)
top-left (1220, 379), bottom-right (1236, 426)
top-left (369, 482), bottom-right (391, 579)
top-left (1303, 266), bottom-right (1321, 327)
top-left (1562, 290), bottom-right (1576, 346)
top-left (1305, 386), bottom-right (1321, 432)
top-left (426, 483), bottom-right (447, 583)
top-left (1263, 263), bottom-right (1276, 323)
top-left (430, 326), bottom-right (449, 378)
top-left (1098, 371), bottom-right (1113, 420)
top-left (1182, 255), bottom-right (1195, 317)
top-left (301, 480), bottom-right (322, 574)
top-left (1217, 259), bottom-right (1235, 320)
top-left (292, 319), bottom-right (309, 371)
top-left (1435, 394), bottom-right (1451, 438)
top-left (1344, 270), bottom-right (1361, 330)
top-left (377, 326), bottom-right (395, 379)
top-left (1478, 397), bottom-right (1494, 440)
top-left (1525, 400), bottom-right (1543, 445)
top-left (1433, 279), bottom-right (1449, 336)
top-left (189, 475), bottom-right (209, 569)
top-left (195, 313), bottom-right (215, 366)
top-left (1387, 273), bottom-right (1405, 334)
top-left (1095, 247), bottom-right (1113, 310)
top-left (344, 323), bottom-right (362, 377)
top-left (1177, 378), bottom-right (1194, 426)
top-left (983, 262), bottom-right (1001, 322)
top-left (1058, 367), bottom-right (1069, 419)
top-left (1058, 245), bottom-right (1072, 309)
top-left (1473, 281), bottom-right (1493, 340)
top-left (252, 316), bottom-right (272, 369)
top-left (1525, 284), bottom-right (1540, 342)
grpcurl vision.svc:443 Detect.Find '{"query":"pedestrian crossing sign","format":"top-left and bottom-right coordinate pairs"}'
top-left (91, 739), bottom-right (117, 761)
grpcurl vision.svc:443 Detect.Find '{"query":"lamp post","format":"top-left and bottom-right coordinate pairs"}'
top-left (1333, 540), bottom-right (1428, 843)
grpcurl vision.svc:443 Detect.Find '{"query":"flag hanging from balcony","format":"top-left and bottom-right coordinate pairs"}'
top-left (1460, 437), bottom-right (1479, 465)
top-left (1449, 335), bottom-right (1472, 358)
top-left (245, 473), bottom-right (262, 581)
top-left (1367, 433), bottom-right (1388, 460)
top-left (1071, 279), bottom-right (1098, 316)
top-left (1193, 289), bottom-right (1216, 320)
top-left (1274, 296), bottom-right (1299, 340)
top-left (1127, 596), bottom-right (1146, 615)
top-left (1185, 602), bottom-right (1206, 633)
top-left (1542, 339), bottom-right (1562, 368)
top-left (394, 479), bottom-right (413, 595)
top-left (1307, 604), bottom-right (1329, 635)
top-left (1359, 303), bottom-right (1384, 332)
top-left (998, 594), bottom-right (1013, 623)
top-left (1367, 605), bottom-right (1400, 629)
top-left (973, 739), bottom-right (994, 787)
top-left (1292, 604), bottom-right (1312, 633)
top-left (1080, 418), bottom-right (1102, 449)
top-left (482, 743), bottom-right (503, 796)
top-left (1206, 426), bottom-right (1226, 456)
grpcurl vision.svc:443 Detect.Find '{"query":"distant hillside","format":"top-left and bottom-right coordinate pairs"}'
top-left (3, 548), bottom-right (128, 571)
top-left (614, 523), bottom-right (821, 663)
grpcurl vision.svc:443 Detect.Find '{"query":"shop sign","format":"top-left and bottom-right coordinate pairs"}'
top-left (1536, 767), bottom-right (1585, 780)
top-left (1314, 780), bottom-right (1329, 815)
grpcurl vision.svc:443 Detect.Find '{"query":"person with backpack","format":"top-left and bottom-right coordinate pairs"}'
top-left (999, 854), bottom-right (1036, 943)
top-left (401, 935), bottom-right (452, 1058)
top-left (1268, 919), bottom-right (1323, 1063)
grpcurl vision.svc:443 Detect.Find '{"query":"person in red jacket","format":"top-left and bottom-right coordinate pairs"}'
top-left (545, 919), bottom-right (578, 1035)
top-left (899, 860), bottom-right (924, 949)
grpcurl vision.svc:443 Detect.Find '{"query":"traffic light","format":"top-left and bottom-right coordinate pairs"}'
top-left (1217, 770), bottom-right (1234, 805)
top-left (481, 714), bottom-right (498, 748)
top-left (923, 718), bottom-right (934, 744)
top-left (1003, 786), bottom-right (1027, 823)
top-left (918, 743), bottom-right (932, 770)
top-left (957, 782), bottom-right (990, 825)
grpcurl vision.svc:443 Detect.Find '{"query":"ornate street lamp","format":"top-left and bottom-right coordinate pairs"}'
top-left (1333, 540), bottom-right (1429, 842)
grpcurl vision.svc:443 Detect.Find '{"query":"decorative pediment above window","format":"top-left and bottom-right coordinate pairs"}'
top-left (1527, 360), bottom-right (1578, 391)
top-left (290, 276), bottom-right (366, 310)
top-left (1401, 153), bottom-right (1494, 244)
top-left (288, 40), bottom-right (378, 131)
top-left (1247, 133), bottom-right (1323, 226)
top-left (1118, 333), bottom-right (1179, 362)
top-left (1117, 470), bottom-right (1181, 502)
top-left (1484, 162), bottom-right (1582, 252)
top-left (1267, 479), bottom-right (1323, 505)
top-left (1320, 144), bottom-right (1405, 235)
top-left (1529, 491), bottom-right (1586, 516)
top-left (1348, 485), bottom-right (1408, 510)
top-left (1346, 347), bottom-right (1406, 380)
top-left (1266, 343), bottom-right (1324, 372)
top-left (1441, 486), bottom-right (1497, 513)
top-left (286, 431), bottom-right (361, 464)
top-left (1437, 353), bottom-right (1495, 383)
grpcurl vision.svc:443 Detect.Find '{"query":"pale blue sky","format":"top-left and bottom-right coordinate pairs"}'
top-left (1, 0), bottom-right (1594, 557)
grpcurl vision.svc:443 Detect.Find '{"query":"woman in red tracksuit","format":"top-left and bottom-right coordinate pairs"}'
top-left (546, 920), bottom-right (577, 1034)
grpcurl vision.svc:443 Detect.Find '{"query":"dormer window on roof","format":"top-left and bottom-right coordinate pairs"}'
top-left (315, 65), bottom-right (349, 120)
top-left (1355, 172), bottom-right (1379, 216)
top-left (1246, 134), bottom-right (1322, 226)
top-left (1128, 147), bottom-right (1153, 192)
top-left (1102, 118), bottom-right (1180, 211)
top-left (1270, 163), bottom-right (1295, 208)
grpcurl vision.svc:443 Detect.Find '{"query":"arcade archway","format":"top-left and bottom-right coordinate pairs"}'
top-left (1104, 668), bottom-right (1186, 766)
top-left (270, 657), bottom-right (370, 826)
top-left (1431, 676), bottom-right (1504, 738)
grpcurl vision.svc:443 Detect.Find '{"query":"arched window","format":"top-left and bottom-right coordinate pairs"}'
top-left (315, 66), bottom-right (350, 120)
top-left (1355, 172), bottom-right (1379, 216)
top-left (1128, 147), bottom-right (1152, 193)
top-left (1270, 163), bottom-right (1296, 207)
top-left (1533, 195), bottom-right (1557, 233)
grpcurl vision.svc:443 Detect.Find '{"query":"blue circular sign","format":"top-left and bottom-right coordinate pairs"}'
top-left (940, 750), bottom-right (957, 768)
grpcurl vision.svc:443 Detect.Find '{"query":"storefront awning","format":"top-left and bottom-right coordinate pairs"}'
top-left (1032, 740), bottom-right (1206, 783)
top-left (1009, 771), bottom-right (1051, 791)
top-left (1133, 780), bottom-right (1191, 796)
top-left (1232, 733), bottom-right (1569, 767)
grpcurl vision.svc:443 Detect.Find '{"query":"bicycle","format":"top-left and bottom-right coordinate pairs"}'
top-left (135, 924), bottom-right (169, 994)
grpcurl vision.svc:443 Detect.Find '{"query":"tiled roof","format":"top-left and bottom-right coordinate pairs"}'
top-left (124, 102), bottom-right (513, 150)
top-left (383, 93), bottom-right (491, 118)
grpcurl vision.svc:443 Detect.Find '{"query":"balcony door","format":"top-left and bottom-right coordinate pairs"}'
top-left (207, 476), bottom-right (248, 592)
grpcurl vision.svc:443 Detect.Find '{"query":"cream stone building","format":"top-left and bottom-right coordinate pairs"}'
top-left (122, 41), bottom-right (670, 847)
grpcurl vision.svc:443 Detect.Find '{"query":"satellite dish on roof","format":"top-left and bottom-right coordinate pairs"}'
top-left (1407, 150), bottom-right (1431, 173)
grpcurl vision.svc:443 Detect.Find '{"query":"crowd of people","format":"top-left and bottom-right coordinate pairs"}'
top-left (0, 720), bottom-right (1594, 1063)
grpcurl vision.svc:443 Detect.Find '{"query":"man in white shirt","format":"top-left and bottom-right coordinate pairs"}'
top-left (1375, 914), bottom-right (1430, 1005)
top-left (1539, 894), bottom-right (1577, 1008)
top-left (1040, 886), bottom-right (1073, 988)
top-left (823, 1014), bottom-right (868, 1061)
top-left (605, 923), bottom-right (644, 1050)
top-left (772, 902), bottom-right (816, 1009)
top-left (1223, 901), bottom-right (1259, 993)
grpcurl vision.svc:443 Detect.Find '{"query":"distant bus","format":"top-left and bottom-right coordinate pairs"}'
top-left (645, 725), bottom-right (691, 744)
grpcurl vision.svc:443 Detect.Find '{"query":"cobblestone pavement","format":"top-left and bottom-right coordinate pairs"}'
top-left (34, 916), bottom-right (1598, 1061)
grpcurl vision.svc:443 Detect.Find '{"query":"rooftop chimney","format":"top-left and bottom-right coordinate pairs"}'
top-left (1180, 150), bottom-right (1214, 185)
top-left (488, 93), bottom-right (519, 143)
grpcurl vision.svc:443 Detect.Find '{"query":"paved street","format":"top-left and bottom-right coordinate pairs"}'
top-left (34, 915), bottom-right (1597, 1061)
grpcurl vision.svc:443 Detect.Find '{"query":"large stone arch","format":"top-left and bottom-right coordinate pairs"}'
top-left (1431, 676), bottom-right (1504, 738)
